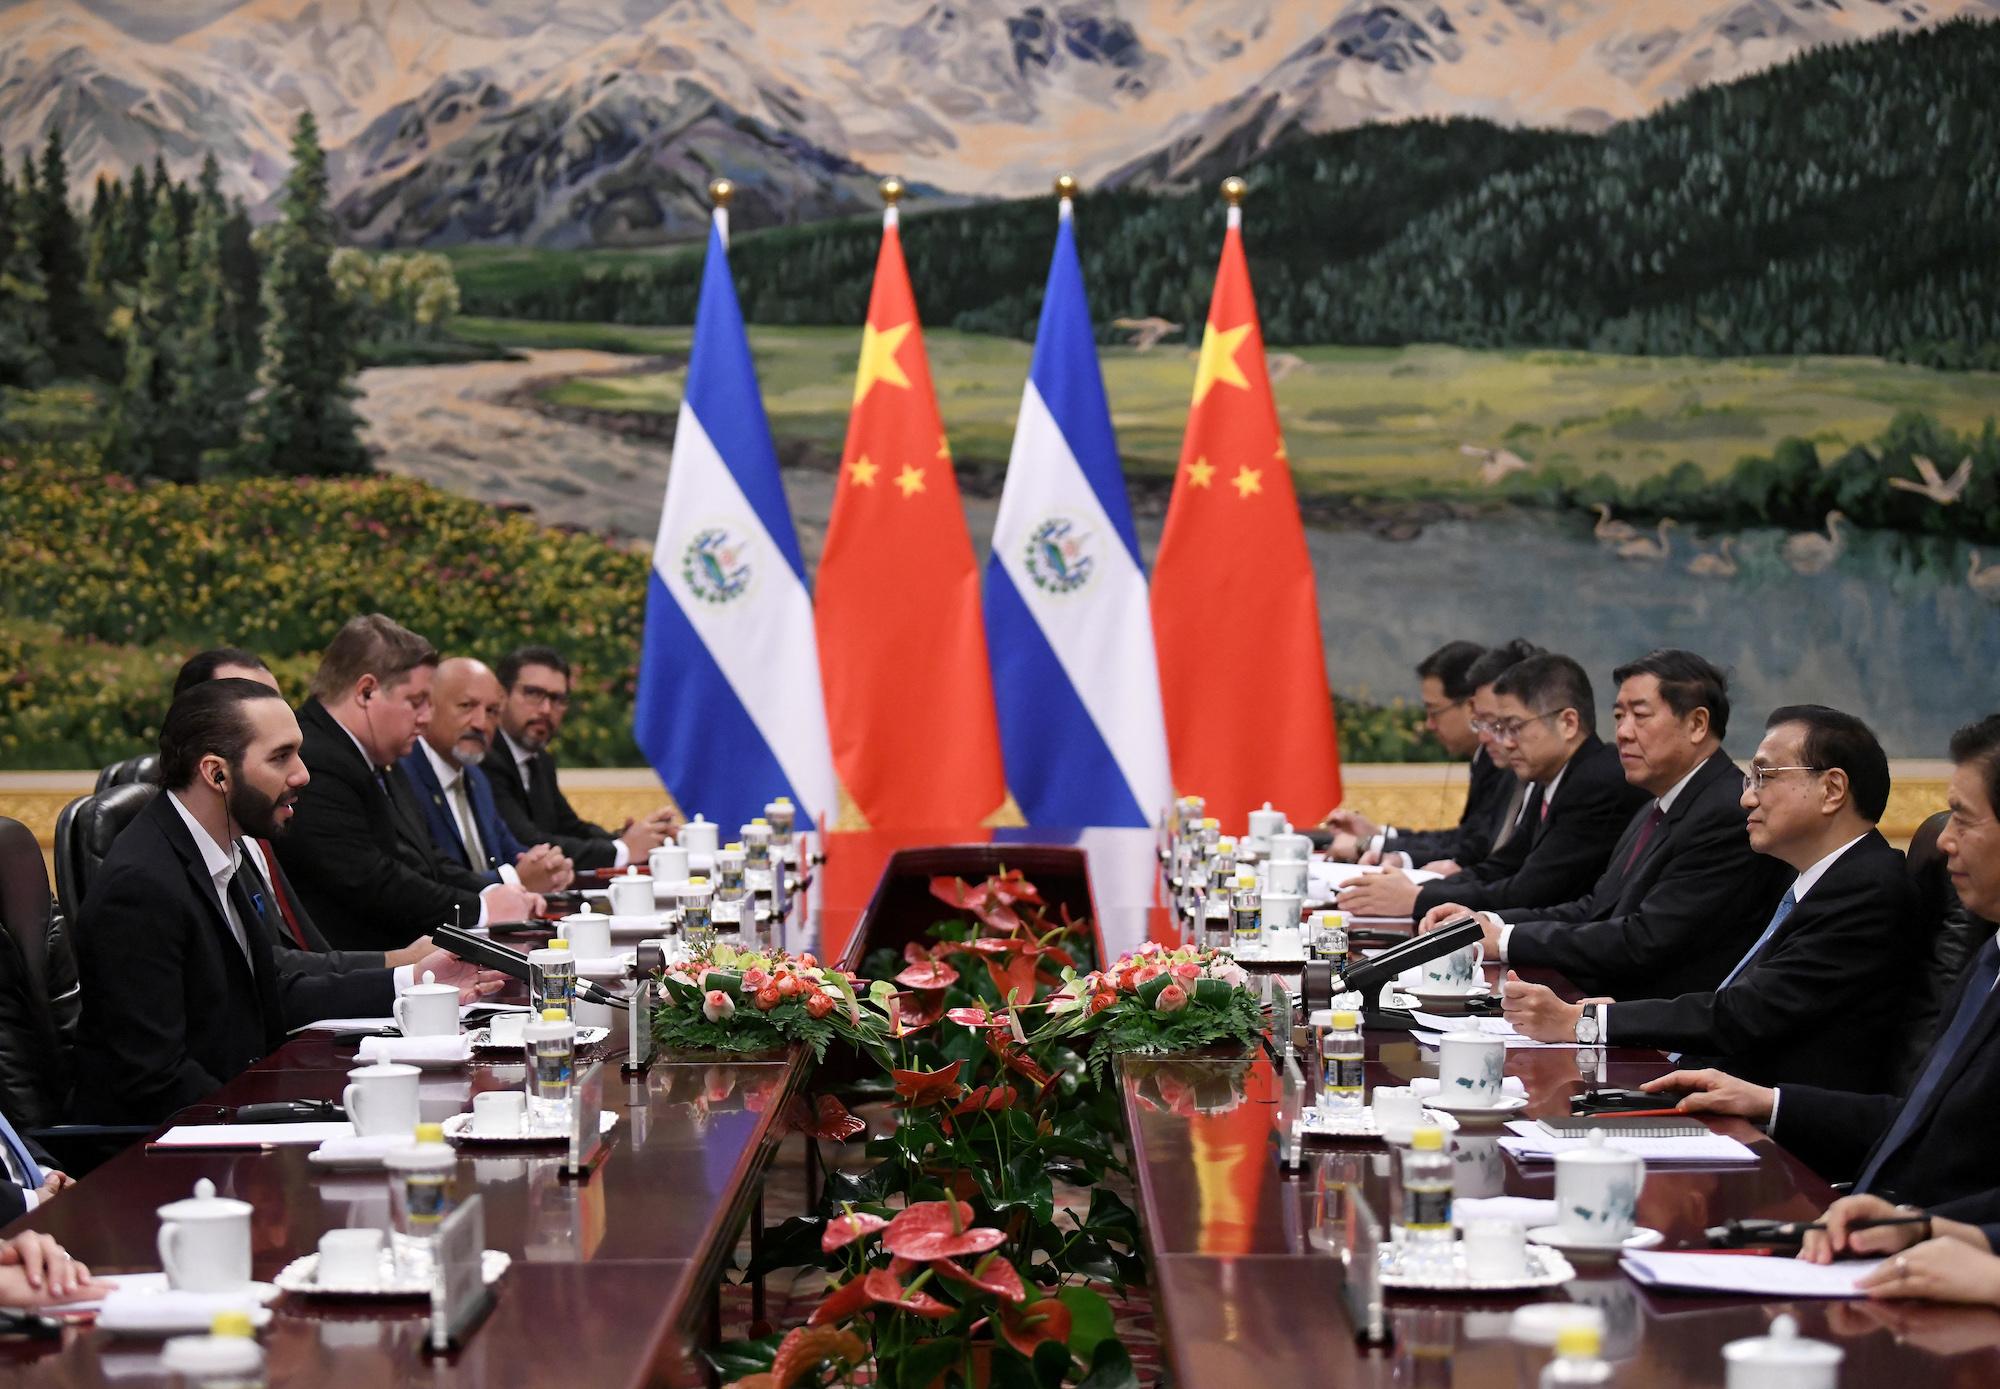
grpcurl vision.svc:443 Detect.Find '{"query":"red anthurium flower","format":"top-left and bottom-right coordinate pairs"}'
top-left (946, 1005), bottom-right (1012, 1032)
top-left (986, 1035), bottom-right (1053, 1090)
top-left (983, 953), bottom-right (1043, 1008)
top-left (895, 988), bottom-right (948, 1029)
top-left (890, 1059), bottom-right (964, 1107)
top-left (999, 1298), bottom-right (1073, 1356)
top-left (896, 960), bottom-right (960, 990)
top-left (789, 1095), bottom-right (868, 1144)
top-left (860, 1268), bottom-right (953, 1317)
top-left (807, 1274), bottom-right (876, 1326)
top-left (767, 1325), bottom-right (868, 1386)
top-left (950, 1084), bottom-right (1018, 1116)
top-left (820, 1210), bottom-right (889, 1254)
top-left (932, 1252), bottom-right (1029, 1304)
top-left (882, 1200), bottom-right (1007, 1260)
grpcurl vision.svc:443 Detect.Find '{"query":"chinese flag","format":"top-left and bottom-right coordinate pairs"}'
top-left (815, 213), bottom-right (1008, 827)
top-left (1150, 214), bottom-right (1340, 831)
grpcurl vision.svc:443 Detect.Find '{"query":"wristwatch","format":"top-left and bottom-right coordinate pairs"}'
top-left (1575, 1009), bottom-right (1600, 1045)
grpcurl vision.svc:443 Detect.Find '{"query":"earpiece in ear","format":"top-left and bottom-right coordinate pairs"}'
top-left (214, 772), bottom-right (226, 787)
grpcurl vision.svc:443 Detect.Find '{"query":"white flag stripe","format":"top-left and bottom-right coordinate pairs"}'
top-left (991, 382), bottom-right (1173, 816)
top-left (653, 404), bottom-right (838, 821)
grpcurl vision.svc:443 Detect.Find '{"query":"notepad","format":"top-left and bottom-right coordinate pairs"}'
top-left (1410, 1014), bottom-right (1585, 1048)
top-left (1622, 1249), bottom-right (1886, 1297)
top-left (1537, 1116), bottom-right (1710, 1139)
top-left (1498, 1120), bottom-right (1760, 1165)
top-left (149, 1122), bottom-right (355, 1149)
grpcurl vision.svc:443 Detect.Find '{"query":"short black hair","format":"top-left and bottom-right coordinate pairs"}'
top-left (1612, 648), bottom-right (1732, 741)
top-left (1415, 642), bottom-right (1487, 702)
top-left (1767, 705), bottom-right (1890, 822)
top-left (1949, 714), bottom-right (2000, 820)
top-left (497, 645), bottom-right (572, 691)
top-left (156, 678), bottom-right (286, 792)
top-left (1492, 653), bottom-right (1596, 735)
top-left (1464, 638), bottom-right (1545, 693)
top-left (172, 647), bottom-right (269, 701)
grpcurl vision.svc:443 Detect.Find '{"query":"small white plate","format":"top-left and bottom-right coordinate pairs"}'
top-left (1422, 1093), bottom-right (1531, 1125)
top-left (1527, 1225), bottom-right (1665, 1261)
top-left (467, 1025), bottom-right (610, 1053)
top-left (607, 915), bottom-right (669, 937)
top-left (274, 1249), bottom-right (511, 1299)
top-left (1405, 984), bottom-right (1494, 1011)
top-left (1379, 1243), bottom-right (1576, 1292)
top-left (306, 1142), bottom-right (413, 1173)
top-left (441, 1110), bottom-right (619, 1147)
top-left (1297, 1107), bottom-right (1459, 1140)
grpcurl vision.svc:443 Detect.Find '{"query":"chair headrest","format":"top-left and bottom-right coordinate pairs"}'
top-left (78, 782), bottom-right (160, 860)
top-left (94, 754), bottom-right (159, 794)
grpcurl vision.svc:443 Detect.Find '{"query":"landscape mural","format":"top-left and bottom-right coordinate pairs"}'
top-left (3, 0), bottom-right (1999, 770)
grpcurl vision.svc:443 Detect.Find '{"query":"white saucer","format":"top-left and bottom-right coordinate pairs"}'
top-left (1379, 1243), bottom-right (1576, 1292)
top-left (274, 1248), bottom-right (510, 1299)
top-left (1297, 1107), bottom-right (1459, 1140)
top-left (306, 1142), bottom-right (413, 1172)
top-left (467, 1025), bottom-right (610, 1053)
top-left (441, 1110), bottom-right (619, 1147)
top-left (1405, 984), bottom-right (1494, 1011)
top-left (1422, 1093), bottom-right (1531, 1125)
top-left (1527, 1225), bottom-right (1664, 1260)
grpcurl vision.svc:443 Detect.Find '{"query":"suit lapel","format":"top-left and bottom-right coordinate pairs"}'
top-left (530, 752), bottom-right (558, 823)
top-left (154, 798), bottom-right (263, 996)
top-left (405, 751), bottom-right (470, 865)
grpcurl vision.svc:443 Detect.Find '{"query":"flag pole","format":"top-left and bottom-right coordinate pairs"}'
top-left (880, 175), bottom-right (903, 230)
top-left (1221, 174), bottom-right (1244, 231)
top-left (709, 177), bottom-right (733, 247)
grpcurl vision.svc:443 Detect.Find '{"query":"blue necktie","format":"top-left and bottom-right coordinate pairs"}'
top-left (1718, 889), bottom-right (1798, 991)
top-left (1854, 936), bottom-right (2000, 1194)
top-left (0, 1108), bottom-right (44, 1190)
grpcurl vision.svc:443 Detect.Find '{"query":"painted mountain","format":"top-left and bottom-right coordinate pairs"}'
top-left (0, 0), bottom-right (1992, 246)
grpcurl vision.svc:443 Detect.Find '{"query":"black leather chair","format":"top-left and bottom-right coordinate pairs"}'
top-left (1901, 809), bottom-right (1990, 1086)
top-left (0, 816), bottom-right (147, 1171)
top-left (94, 754), bottom-right (157, 794)
top-left (53, 782), bottom-right (158, 928)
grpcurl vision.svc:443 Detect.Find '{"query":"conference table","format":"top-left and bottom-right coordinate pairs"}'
top-left (5, 827), bottom-right (2000, 1387)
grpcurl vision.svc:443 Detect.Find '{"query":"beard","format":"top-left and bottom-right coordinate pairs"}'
top-left (229, 775), bottom-right (297, 840)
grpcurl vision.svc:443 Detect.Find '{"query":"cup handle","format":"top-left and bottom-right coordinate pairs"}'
top-left (1470, 941), bottom-right (1486, 971)
top-left (392, 995), bottom-right (410, 1033)
top-left (157, 1223), bottom-right (182, 1288)
top-left (342, 1083), bottom-right (365, 1132)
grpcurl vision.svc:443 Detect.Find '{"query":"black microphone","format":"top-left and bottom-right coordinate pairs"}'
top-left (432, 924), bottom-right (628, 1010)
top-left (1338, 916), bottom-right (1484, 1016)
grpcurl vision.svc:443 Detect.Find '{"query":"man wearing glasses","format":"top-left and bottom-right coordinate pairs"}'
top-left (1346, 653), bottom-right (1648, 920)
top-left (1501, 703), bottom-right (1911, 1088)
top-left (1322, 640), bottom-right (1537, 876)
top-left (486, 646), bottom-right (680, 871)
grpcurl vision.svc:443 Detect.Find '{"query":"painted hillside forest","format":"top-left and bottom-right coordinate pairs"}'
top-left (3, 0), bottom-right (2000, 768)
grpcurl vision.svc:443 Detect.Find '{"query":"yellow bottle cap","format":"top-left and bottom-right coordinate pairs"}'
top-left (547, 938), bottom-right (568, 950)
top-left (774, 797), bottom-right (791, 806)
top-left (1331, 1010), bottom-right (1358, 1029)
top-left (688, 876), bottom-right (708, 886)
top-left (210, 1309), bottom-right (256, 1339)
top-left (1554, 1325), bottom-right (1601, 1358)
top-left (1202, 817), bottom-right (1219, 829)
top-left (1236, 873), bottom-right (1256, 888)
top-left (725, 842), bottom-right (744, 852)
top-left (540, 1007), bottom-right (569, 1023)
top-left (752, 817), bottom-right (768, 826)
top-left (1410, 1126), bottom-right (1445, 1150)
top-left (414, 1122), bottom-right (445, 1144)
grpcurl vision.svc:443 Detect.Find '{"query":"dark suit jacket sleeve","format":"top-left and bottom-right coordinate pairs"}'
top-left (1770, 1085), bottom-right (1902, 1181)
top-left (1412, 762), bottom-right (1639, 917)
top-left (271, 956), bottom-right (396, 1029)
top-left (473, 771), bottom-right (529, 870)
top-left (80, 864), bottom-right (226, 1121)
top-left (1601, 867), bottom-right (1912, 1054)
top-left (1926, 1187), bottom-right (2000, 1227)
top-left (1505, 807), bottom-right (1770, 988)
top-left (0, 1181), bottom-right (23, 1223)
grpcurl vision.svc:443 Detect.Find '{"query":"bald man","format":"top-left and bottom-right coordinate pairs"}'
top-left (398, 657), bottom-right (575, 895)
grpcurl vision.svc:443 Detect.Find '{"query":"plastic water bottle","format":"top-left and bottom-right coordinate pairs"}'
top-left (1230, 873), bottom-right (1262, 947)
top-left (523, 1007), bottom-right (576, 1130)
top-left (384, 1121), bottom-right (456, 1277)
top-left (1400, 1127), bottom-right (1454, 1252)
top-left (714, 843), bottom-right (748, 935)
top-left (1312, 910), bottom-right (1351, 969)
top-left (1540, 1324), bottom-right (1613, 1385)
top-left (528, 938), bottom-right (576, 1017)
top-left (1321, 1009), bottom-right (1365, 1109)
top-left (680, 876), bottom-right (715, 951)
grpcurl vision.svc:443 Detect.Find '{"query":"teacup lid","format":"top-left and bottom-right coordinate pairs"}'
top-left (1557, 1129), bottom-right (1640, 1164)
top-left (407, 970), bottom-right (457, 995)
top-left (159, 1177), bottom-right (252, 1221)
top-left (690, 814), bottom-right (708, 823)
top-left (1723, 1314), bottom-right (1842, 1368)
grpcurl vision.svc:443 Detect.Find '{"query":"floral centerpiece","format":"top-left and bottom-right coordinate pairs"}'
top-left (654, 944), bottom-right (888, 1060)
top-left (1037, 942), bottom-right (1262, 1079)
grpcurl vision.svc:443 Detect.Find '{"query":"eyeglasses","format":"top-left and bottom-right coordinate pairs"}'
top-left (1742, 765), bottom-right (1825, 794)
top-left (516, 683), bottom-right (571, 710)
top-left (1421, 698), bottom-right (1468, 721)
top-left (1473, 711), bottom-right (1564, 744)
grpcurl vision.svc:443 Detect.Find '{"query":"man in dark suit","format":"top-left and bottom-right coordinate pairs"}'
top-left (485, 645), bottom-right (678, 871)
top-left (401, 657), bottom-right (572, 893)
top-left (1323, 640), bottom-right (1535, 874)
top-left (1652, 713), bottom-right (2000, 1214)
top-left (275, 616), bottom-right (542, 953)
top-left (1502, 703), bottom-right (1913, 1088)
top-left (1344, 654), bottom-right (1649, 919)
top-left (1443, 651), bottom-right (1791, 999)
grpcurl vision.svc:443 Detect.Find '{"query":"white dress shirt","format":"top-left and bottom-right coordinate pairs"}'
top-left (164, 790), bottom-right (253, 967)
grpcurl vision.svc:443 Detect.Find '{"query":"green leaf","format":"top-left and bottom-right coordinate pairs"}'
top-left (1084, 1188), bottom-right (1140, 1241)
top-left (746, 1214), bottom-right (830, 1277)
top-left (1075, 1337), bottom-right (1137, 1389)
top-left (987, 1345), bottom-right (1041, 1389)
top-left (897, 1337), bottom-right (966, 1389)
top-left (1191, 977), bottom-right (1234, 1008)
top-left (704, 1331), bottom-right (784, 1380)
top-left (1056, 1286), bottom-right (1116, 1362)
top-left (1134, 972), bottom-right (1172, 1007)
top-left (1031, 1339), bottom-right (1073, 1389)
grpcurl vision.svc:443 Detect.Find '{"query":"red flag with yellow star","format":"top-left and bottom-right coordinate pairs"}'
top-left (815, 210), bottom-right (1008, 827)
top-left (1150, 211), bottom-right (1340, 831)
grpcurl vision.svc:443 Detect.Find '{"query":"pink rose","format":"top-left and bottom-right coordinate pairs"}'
top-left (1134, 962), bottom-right (1167, 985)
top-left (741, 967), bottom-right (772, 990)
top-left (1170, 962), bottom-right (1200, 984)
top-left (1207, 960), bottom-right (1249, 988)
top-left (702, 989), bottom-right (736, 1022)
top-left (1154, 983), bottom-right (1189, 1014)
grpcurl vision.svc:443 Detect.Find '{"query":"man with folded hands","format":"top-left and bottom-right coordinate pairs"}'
top-left (77, 679), bottom-right (502, 1123)
top-left (1499, 701), bottom-right (1912, 1090)
top-left (1640, 712), bottom-right (2000, 1216)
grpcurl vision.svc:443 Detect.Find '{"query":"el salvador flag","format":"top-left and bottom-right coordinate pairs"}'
top-left (984, 201), bottom-right (1172, 826)
top-left (634, 215), bottom-right (837, 832)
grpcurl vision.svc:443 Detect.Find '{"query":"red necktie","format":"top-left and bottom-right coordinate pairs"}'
top-left (1618, 806), bottom-right (1666, 878)
top-left (254, 838), bottom-right (312, 950)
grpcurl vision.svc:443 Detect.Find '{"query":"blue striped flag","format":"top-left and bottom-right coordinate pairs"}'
top-left (983, 200), bottom-right (1172, 826)
top-left (634, 215), bottom-right (837, 831)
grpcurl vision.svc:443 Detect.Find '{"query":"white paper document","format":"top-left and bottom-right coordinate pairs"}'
top-left (1498, 1120), bottom-right (1760, 1165)
top-left (1410, 1014), bottom-right (1584, 1049)
top-left (1622, 1249), bottom-right (1885, 1297)
top-left (151, 1122), bottom-right (356, 1148)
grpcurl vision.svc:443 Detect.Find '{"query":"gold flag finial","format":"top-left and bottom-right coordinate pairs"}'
top-left (1220, 176), bottom-right (1246, 207)
top-left (1054, 172), bottom-right (1079, 200)
top-left (708, 178), bottom-right (735, 208)
top-left (879, 176), bottom-right (905, 207)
